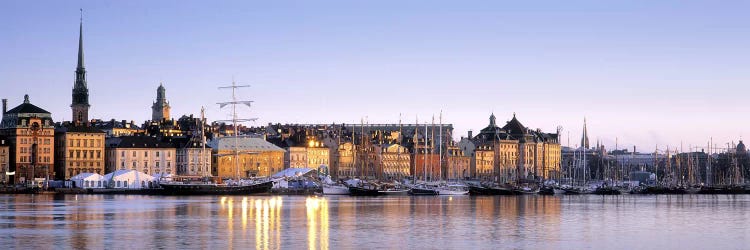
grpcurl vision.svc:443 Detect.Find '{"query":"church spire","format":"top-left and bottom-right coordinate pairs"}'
top-left (77, 9), bottom-right (84, 71)
top-left (71, 9), bottom-right (90, 124)
top-left (581, 117), bottom-right (589, 149)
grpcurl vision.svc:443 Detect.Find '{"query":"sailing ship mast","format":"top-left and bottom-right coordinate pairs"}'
top-left (217, 80), bottom-right (257, 182)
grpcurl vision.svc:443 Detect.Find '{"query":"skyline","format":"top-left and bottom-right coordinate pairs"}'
top-left (3, 1), bottom-right (750, 152)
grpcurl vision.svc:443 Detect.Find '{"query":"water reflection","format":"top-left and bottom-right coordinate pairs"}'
top-left (218, 196), bottom-right (283, 250)
top-left (1, 195), bottom-right (749, 249)
top-left (306, 197), bottom-right (329, 250)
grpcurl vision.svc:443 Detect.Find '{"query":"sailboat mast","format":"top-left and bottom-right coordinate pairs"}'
top-left (201, 106), bottom-right (207, 177)
top-left (439, 111), bottom-right (443, 181)
top-left (424, 121), bottom-right (428, 182)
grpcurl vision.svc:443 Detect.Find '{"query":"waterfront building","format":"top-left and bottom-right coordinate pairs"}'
top-left (208, 136), bottom-right (284, 178)
top-left (336, 141), bottom-right (356, 177)
top-left (54, 125), bottom-right (106, 180)
top-left (172, 137), bottom-right (212, 176)
top-left (71, 17), bottom-right (90, 124)
top-left (378, 143), bottom-right (411, 180)
top-left (151, 83), bottom-right (171, 121)
top-left (105, 136), bottom-right (176, 175)
top-left (0, 95), bottom-right (55, 185)
top-left (0, 136), bottom-right (9, 184)
top-left (470, 113), bottom-right (561, 182)
top-left (445, 140), bottom-right (471, 180)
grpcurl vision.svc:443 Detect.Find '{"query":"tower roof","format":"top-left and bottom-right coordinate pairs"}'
top-left (5, 95), bottom-right (50, 114)
top-left (77, 14), bottom-right (84, 70)
top-left (502, 113), bottom-right (526, 135)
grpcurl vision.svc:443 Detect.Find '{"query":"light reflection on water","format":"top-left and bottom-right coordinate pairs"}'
top-left (0, 194), bottom-right (748, 249)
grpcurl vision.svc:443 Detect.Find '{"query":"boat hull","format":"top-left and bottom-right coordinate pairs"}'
top-left (348, 186), bottom-right (383, 196)
top-left (409, 188), bottom-right (439, 195)
top-left (468, 186), bottom-right (516, 195)
top-left (157, 181), bottom-right (273, 195)
top-left (323, 185), bottom-right (350, 195)
top-left (380, 190), bottom-right (409, 195)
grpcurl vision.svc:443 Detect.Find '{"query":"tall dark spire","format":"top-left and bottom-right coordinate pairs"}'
top-left (72, 9), bottom-right (90, 124)
top-left (581, 117), bottom-right (589, 149)
top-left (77, 9), bottom-right (84, 71)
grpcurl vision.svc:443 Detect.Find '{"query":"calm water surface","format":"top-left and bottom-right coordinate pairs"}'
top-left (0, 194), bottom-right (748, 249)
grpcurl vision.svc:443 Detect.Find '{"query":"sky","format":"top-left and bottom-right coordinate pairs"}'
top-left (2, 1), bottom-right (750, 153)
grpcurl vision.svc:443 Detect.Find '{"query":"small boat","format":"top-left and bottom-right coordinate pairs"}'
top-left (513, 186), bottom-right (539, 195)
top-left (437, 184), bottom-right (469, 195)
top-left (348, 183), bottom-right (383, 196)
top-left (593, 186), bottom-right (621, 195)
top-left (562, 186), bottom-right (593, 195)
top-left (538, 186), bottom-right (555, 195)
top-left (322, 184), bottom-right (350, 195)
top-left (409, 184), bottom-right (439, 195)
top-left (468, 185), bottom-right (516, 195)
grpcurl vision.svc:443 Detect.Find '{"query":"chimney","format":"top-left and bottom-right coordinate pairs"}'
top-left (2, 99), bottom-right (6, 115)
top-left (467, 130), bottom-right (473, 139)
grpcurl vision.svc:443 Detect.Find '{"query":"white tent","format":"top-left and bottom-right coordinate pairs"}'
top-left (69, 173), bottom-right (106, 189)
top-left (104, 170), bottom-right (156, 189)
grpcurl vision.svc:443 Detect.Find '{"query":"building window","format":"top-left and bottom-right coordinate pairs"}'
top-left (156, 152), bottom-right (160, 157)
top-left (133, 152), bottom-right (136, 157)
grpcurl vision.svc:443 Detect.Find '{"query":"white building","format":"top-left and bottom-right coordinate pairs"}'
top-left (105, 136), bottom-right (176, 175)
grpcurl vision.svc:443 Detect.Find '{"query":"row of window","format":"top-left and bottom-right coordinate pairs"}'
top-left (69, 150), bottom-right (102, 159)
top-left (69, 161), bottom-right (101, 167)
top-left (68, 138), bottom-right (102, 148)
top-left (120, 161), bottom-right (171, 168)
top-left (18, 156), bottom-right (51, 163)
top-left (120, 151), bottom-right (171, 158)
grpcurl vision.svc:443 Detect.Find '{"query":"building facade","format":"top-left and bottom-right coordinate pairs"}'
top-left (208, 136), bottom-right (284, 178)
top-left (54, 126), bottom-right (106, 180)
top-left (174, 138), bottom-right (212, 176)
top-left (376, 144), bottom-right (411, 180)
top-left (105, 136), bottom-right (176, 175)
top-left (0, 95), bottom-right (55, 185)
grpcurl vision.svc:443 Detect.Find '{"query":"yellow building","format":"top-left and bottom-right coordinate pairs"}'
top-left (306, 140), bottom-right (330, 168)
top-left (209, 136), bottom-right (284, 178)
top-left (0, 95), bottom-right (55, 185)
top-left (470, 113), bottom-right (561, 182)
top-left (288, 147), bottom-right (307, 168)
top-left (378, 144), bottom-right (411, 180)
top-left (336, 142), bottom-right (355, 177)
top-left (54, 126), bottom-right (106, 180)
top-left (474, 145), bottom-right (495, 180)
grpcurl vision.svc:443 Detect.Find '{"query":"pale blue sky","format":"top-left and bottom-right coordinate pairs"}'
top-left (2, 1), bottom-right (750, 152)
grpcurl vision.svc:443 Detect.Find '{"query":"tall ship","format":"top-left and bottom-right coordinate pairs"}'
top-left (158, 81), bottom-right (273, 195)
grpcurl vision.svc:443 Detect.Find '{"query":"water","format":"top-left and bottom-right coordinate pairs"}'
top-left (1, 194), bottom-right (748, 249)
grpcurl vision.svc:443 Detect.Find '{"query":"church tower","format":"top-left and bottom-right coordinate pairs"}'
top-left (71, 13), bottom-right (90, 124)
top-left (581, 117), bottom-right (590, 149)
top-left (151, 83), bottom-right (171, 121)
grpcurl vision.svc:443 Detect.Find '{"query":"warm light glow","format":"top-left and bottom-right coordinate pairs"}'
top-left (242, 197), bottom-right (248, 230)
top-left (306, 197), bottom-right (329, 250)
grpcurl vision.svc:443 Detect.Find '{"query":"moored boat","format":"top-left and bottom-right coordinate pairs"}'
top-left (323, 184), bottom-right (350, 195)
top-left (349, 183), bottom-right (383, 196)
top-left (437, 184), bottom-right (469, 195)
top-left (158, 180), bottom-right (273, 195)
